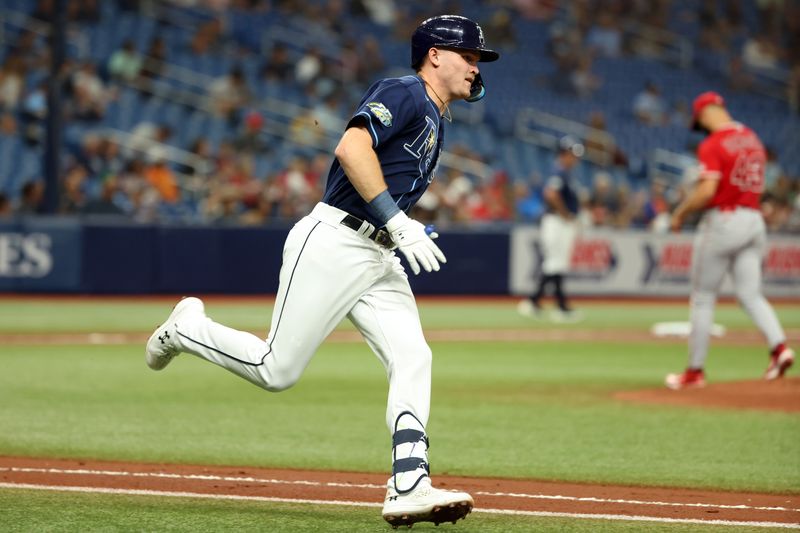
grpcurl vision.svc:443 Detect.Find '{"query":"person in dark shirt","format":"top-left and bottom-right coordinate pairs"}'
top-left (518, 136), bottom-right (584, 322)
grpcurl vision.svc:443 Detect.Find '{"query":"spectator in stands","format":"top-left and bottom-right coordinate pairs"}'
top-left (412, 182), bottom-right (442, 224)
top-left (0, 55), bottom-right (25, 112)
top-left (587, 171), bottom-right (620, 226)
top-left (0, 111), bottom-right (18, 136)
top-left (514, 171), bottom-right (545, 223)
top-left (295, 46), bottom-right (323, 88)
top-left (764, 146), bottom-right (784, 191)
top-left (638, 180), bottom-right (671, 232)
top-left (108, 39), bottom-right (143, 84)
top-left (0, 192), bottom-right (11, 219)
top-left (311, 91), bottom-right (345, 135)
top-left (466, 171), bottom-right (514, 222)
top-left (129, 121), bottom-right (174, 162)
top-left (9, 29), bottom-right (49, 73)
top-left (585, 11), bottom-right (622, 58)
top-left (438, 166), bottom-right (475, 222)
top-left (141, 36), bottom-right (167, 82)
top-left (632, 81), bottom-right (667, 125)
top-left (17, 180), bottom-right (45, 215)
top-left (208, 65), bottom-right (251, 125)
top-left (190, 17), bottom-right (224, 56)
top-left (569, 56), bottom-right (602, 100)
top-left (21, 80), bottom-right (47, 146)
top-left (260, 43), bottom-right (293, 83)
top-left (144, 147), bottom-right (180, 204)
top-left (289, 108), bottom-right (325, 146)
top-left (350, 0), bottom-right (397, 26)
top-left (741, 33), bottom-right (781, 70)
top-left (81, 177), bottom-right (126, 216)
top-left (584, 111), bottom-right (627, 167)
top-left (233, 110), bottom-right (271, 155)
top-left (177, 137), bottom-right (214, 177)
top-left (70, 62), bottom-right (115, 121)
top-left (269, 156), bottom-right (322, 219)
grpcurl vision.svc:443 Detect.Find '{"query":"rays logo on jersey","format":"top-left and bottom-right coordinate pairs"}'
top-left (366, 102), bottom-right (393, 127)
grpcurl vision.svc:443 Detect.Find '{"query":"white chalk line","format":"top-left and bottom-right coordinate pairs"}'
top-left (2, 466), bottom-right (798, 514)
top-left (1, 482), bottom-right (798, 529)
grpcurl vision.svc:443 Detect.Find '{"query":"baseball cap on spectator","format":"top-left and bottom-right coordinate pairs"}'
top-left (244, 110), bottom-right (264, 131)
top-left (691, 91), bottom-right (724, 131)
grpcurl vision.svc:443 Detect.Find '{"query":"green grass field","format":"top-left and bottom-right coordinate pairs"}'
top-left (0, 297), bottom-right (798, 531)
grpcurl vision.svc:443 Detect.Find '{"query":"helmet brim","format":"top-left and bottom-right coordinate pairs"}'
top-left (477, 49), bottom-right (500, 62)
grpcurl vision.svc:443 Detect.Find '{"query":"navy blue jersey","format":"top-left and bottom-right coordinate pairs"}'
top-left (545, 162), bottom-right (580, 215)
top-left (322, 75), bottom-right (445, 227)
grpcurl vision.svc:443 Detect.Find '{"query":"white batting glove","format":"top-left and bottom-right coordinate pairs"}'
top-left (385, 212), bottom-right (447, 275)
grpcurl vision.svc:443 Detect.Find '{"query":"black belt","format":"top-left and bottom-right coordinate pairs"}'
top-left (340, 214), bottom-right (394, 248)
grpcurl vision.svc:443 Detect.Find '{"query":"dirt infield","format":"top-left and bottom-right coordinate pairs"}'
top-left (1, 456), bottom-right (798, 527)
top-left (616, 377), bottom-right (800, 413)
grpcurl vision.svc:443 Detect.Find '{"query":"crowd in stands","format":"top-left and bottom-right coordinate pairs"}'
top-left (0, 0), bottom-right (798, 233)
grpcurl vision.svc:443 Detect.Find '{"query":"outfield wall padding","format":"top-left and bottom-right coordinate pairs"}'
top-left (0, 220), bottom-right (797, 297)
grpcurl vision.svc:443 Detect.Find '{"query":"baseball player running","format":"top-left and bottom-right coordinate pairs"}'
top-left (146, 15), bottom-right (498, 528)
top-left (665, 91), bottom-right (794, 390)
top-left (518, 136), bottom-right (584, 322)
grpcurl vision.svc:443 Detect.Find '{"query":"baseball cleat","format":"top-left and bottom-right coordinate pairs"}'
top-left (665, 368), bottom-right (706, 390)
top-left (764, 347), bottom-right (794, 380)
top-left (516, 299), bottom-right (542, 319)
top-left (549, 308), bottom-right (583, 323)
top-left (145, 297), bottom-right (205, 370)
top-left (382, 477), bottom-right (473, 529)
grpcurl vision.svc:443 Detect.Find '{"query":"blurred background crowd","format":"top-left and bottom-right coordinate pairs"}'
top-left (0, 0), bottom-right (798, 232)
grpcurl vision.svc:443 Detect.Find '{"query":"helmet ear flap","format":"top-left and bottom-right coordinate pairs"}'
top-left (465, 73), bottom-right (486, 103)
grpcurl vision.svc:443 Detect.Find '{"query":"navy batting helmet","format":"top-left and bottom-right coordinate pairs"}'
top-left (411, 15), bottom-right (499, 103)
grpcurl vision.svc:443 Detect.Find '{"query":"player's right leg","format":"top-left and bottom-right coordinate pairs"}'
top-left (731, 228), bottom-right (793, 379)
top-left (145, 211), bottom-right (382, 391)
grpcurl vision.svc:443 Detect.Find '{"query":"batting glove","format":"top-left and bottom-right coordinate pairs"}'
top-left (385, 212), bottom-right (447, 275)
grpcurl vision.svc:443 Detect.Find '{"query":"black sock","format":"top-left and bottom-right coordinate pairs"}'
top-left (553, 274), bottom-right (570, 311)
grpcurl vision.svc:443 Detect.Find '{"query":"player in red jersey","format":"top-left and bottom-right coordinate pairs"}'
top-left (665, 91), bottom-right (794, 389)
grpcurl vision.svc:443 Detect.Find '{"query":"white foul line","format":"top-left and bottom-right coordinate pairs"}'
top-left (1, 483), bottom-right (798, 530)
top-left (474, 490), bottom-right (800, 513)
top-left (2, 466), bottom-right (797, 514)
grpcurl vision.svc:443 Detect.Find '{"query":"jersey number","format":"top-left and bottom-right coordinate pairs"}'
top-left (730, 151), bottom-right (765, 193)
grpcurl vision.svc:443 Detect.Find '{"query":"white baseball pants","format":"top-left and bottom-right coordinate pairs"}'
top-left (688, 207), bottom-right (786, 368)
top-left (540, 213), bottom-right (578, 275)
top-left (174, 202), bottom-right (432, 432)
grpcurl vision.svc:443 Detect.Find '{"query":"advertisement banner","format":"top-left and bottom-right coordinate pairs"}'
top-left (0, 218), bottom-right (82, 291)
top-left (510, 226), bottom-right (800, 298)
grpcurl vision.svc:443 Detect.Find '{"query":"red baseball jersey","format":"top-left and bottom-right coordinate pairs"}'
top-left (696, 122), bottom-right (765, 210)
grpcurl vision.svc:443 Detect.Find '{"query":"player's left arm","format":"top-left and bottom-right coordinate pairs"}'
top-left (334, 125), bottom-right (388, 202)
top-left (669, 178), bottom-right (718, 231)
top-left (334, 123), bottom-right (445, 275)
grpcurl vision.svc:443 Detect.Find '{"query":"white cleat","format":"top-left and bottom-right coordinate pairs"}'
top-left (516, 299), bottom-right (542, 319)
top-left (549, 308), bottom-right (583, 323)
top-left (765, 348), bottom-right (795, 380)
top-left (382, 477), bottom-right (473, 529)
top-left (145, 297), bottom-right (205, 370)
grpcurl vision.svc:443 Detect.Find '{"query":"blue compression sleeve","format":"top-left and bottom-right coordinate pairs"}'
top-left (368, 190), bottom-right (401, 225)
